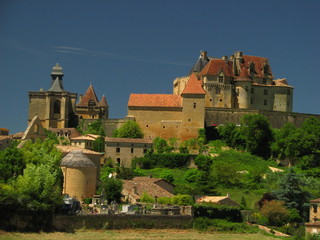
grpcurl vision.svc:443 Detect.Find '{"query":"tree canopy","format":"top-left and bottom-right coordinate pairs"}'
top-left (113, 120), bottom-right (144, 138)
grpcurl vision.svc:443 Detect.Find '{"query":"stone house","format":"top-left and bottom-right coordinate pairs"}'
top-left (122, 177), bottom-right (175, 204)
top-left (127, 73), bottom-right (206, 141)
top-left (195, 194), bottom-right (240, 207)
top-left (305, 198), bottom-right (320, 235)
top-left (104, 137), bottom-right (152, 168)
top-left (70, 134), bottom-right (100, 150)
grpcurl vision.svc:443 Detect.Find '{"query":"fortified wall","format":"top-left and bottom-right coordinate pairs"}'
top-left (205, 108), bottom-right (320, 129)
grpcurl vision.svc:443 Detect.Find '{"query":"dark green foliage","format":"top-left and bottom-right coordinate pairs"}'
top-left (272, 168), bottom-right (310, 221)
top-left (241, 114), bottom-right (273, 159)
top-left (100, 166), bottom-right (115, 183)
top-left (113, 120), bottom-right (143, 138)
top-left (0, 143), bottom-right (25, 182)
top-left (179, 146), bottom-right (189, 154)
top-left (194, 155), bottom-right (213, 172)
top-left (153, 137), bottom-right (169, 153)
top-left (92, 136), bottom-right (105, 152)
top-left (83, 198), bottom-right (92, 204)
top-left (134, 153), bottom-right (193, 169)
top-left (218, 123), bottom-right (245, 150)
top-left (193, 204), bottom-right (242, 222)
top-left (44, 129), bottom-right (59, 144)
top-left (184, 169), bottom-right (201, 183)
top-left (86, 119), bottom-right (104, 135)
top-left (159, 170), bottom-right (174, 183)
top-left (101, 178), bottom-right (123, 204)
top-left (116, 166), bottom-right (134, 180)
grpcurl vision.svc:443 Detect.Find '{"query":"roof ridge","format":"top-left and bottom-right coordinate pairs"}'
top-left (181, 73), bottom-right (206, 95)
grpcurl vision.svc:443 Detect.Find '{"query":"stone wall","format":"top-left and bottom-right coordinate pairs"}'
top-left (205, 108), bottom-right (320, 129)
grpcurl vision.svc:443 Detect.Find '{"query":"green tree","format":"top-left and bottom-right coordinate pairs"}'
top-left (260, 200), bottom-right (289, 226)
top-left (93, 136), bottom-right (105, 152)
top-left (272, 168), bottom-right (310, 220)
top-left (15, 164), bottom-right (63, 211)
top-left (241, 114), bottom-right (273, 159)
top-left (0, 143), bottom-right (25, 181)
top-left (101, 178), bottom-right (123, 204)
top-left (113, 120), bottom-right (143, 138)
top-left (194, 155), bottom-right (213, 172)
top-left (218, 123), bottom-right (245, 149)
top-left (159, 170), bottom-right (174, 183)
top-left (154, 137), bottom-right (168, 153)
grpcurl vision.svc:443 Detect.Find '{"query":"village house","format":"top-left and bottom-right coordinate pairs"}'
top-left (70, 134), bottom-right (100, 150)
top-left (104, 137), bottom-right (153, 168)
top-left (305, 198), bottom-right (320, 235)
top-left (122, 177), bottom-right (175, 204)
top-left (195, 194), bottom-right (240, 207)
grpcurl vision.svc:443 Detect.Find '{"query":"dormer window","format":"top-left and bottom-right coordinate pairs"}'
top-left (54, 100), bottom-right (60, 114)
top-left (88, 100), bottom-right (96, 110)
top-left (218, 75), bottom-right (224, 83)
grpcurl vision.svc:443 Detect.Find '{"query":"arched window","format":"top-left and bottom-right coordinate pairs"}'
top-left (54, 100), bottom-right (60, 114)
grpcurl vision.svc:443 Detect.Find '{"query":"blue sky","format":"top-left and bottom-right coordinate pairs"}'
top-left (0, 0), bottom-right (319, 134)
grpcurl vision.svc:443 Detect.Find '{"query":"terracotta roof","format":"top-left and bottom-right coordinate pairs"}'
top-left (0, 136), bottom-right (10, 141)
top-left (235, 67), bottom-right (251, 82)
top-left (71, 134), bottom-right (100, 141)
top-left (241, 55), bottom-right (272, 78)
top-left (57, 145), bottom-right (103, 155)
top-left (310, 198), bottom-right (320, 203)
top-left (128, 94), bottom-right (182, 108)
top-left (77, 84), bottom-right (100, 107)
top-left (61, 150), bottom-right (97, 168)
top-left (181, 73), bottom-right (206, 95)
top-left (105, 137), bottom-right (152, 144)
top-left (122, 177), bottom-right (174, 200)
top-left (200, 59), bottom-right (233, 77)
top-left (10, 132), bottom-right (24, 139)
top-left (99, 95), bottom-right (109, 107)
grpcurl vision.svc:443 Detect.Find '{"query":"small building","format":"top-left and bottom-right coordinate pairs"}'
top-left (0, 136), bottom-right (11, 151)
top-left (122, 177), bottom-right (175, 204)
top-left (195, 194), bottom-right (240, 207)
top-left (104, 137), bottom-right (152, 168)
top-left (70, 134), bottom-right (100, 150)
top-left (305, 198), bottom-right (320, 235)
top-left (60, 150), bottom-right (97, 201)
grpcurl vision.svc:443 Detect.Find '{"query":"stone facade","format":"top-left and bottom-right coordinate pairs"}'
top-left (104, 137), bottom-right (153, 168)
top-left (174, 51), bottom-right (293, 112)
top-left (305, 199), bottom-right (320, 235)
top-left (28, 63), bottom-right (77, 129)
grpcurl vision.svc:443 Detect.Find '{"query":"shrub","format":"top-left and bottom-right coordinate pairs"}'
top-left (172, 195), bottom-right (194, 206)
top-left (260, 200), bottom-right (289, 227)
top-left (159, 170), bottom-right (174, 183)
top-left (83, 198), bottom-right (92, 204)
top-left (184, 169), bottom-right (201, 183)
top-left (193, 204), bottom-right (242, 222)
top-left (140, 192), bottom-right (154, 203)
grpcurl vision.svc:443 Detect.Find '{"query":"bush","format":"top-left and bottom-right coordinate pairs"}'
top-left (184, 169), bottom-right (201, 183)
top-left (193, 204), bottom-right (242, 222)
top-left (159, 170), bottom-right (174, 183)
top-left (83, 198), bottom-right (92, 204)
top-left (260, 200), bottom-right (289, 227)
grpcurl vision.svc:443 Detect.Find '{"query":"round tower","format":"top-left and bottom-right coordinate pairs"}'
top-left (235, 67), bottom-right (252, 109)
top-left (60, 150), bottom-right (97, 200)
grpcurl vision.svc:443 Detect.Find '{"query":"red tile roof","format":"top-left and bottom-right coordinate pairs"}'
top-left (128, 94), bottom-right (182, 108)
top-left (200, 59), bottom-right (233, 77)
top-left (235, 67), bottom-right (251, 82)
top-left (241, 55), bottom-right (272, 78)
top-left (77, 84), bottom-right (100, 107)
top-left (181, 73), bottom-right (206, 95)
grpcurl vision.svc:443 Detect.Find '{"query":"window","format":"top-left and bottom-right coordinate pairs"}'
top-left (88, 100), bottom-right (96, 110)
top-left (264, 90), bottom-right (268, 95)
top-left (193, 102), bottom-right (196, 109)
top-left (251, 88), bottom-right (254, 94)
top-left (314, 204), bottom-right (318, 213)
top-left (251, 98), bottom-right (253, 104)
top-left (263, 78), bottom-right (267, 84)
top-left (245, 86), bottom-right (248, 92)
top-left (116, 158), bottom-right (120, 164)
top-left (116, 147), bottom-right (120, 153)
top-left (54, 100), bottom-right (60, 114)
top-left (218, 76), bottom-right (224, 83)
top-left (143, 149), bottom-right (147, 154)
top-left (131, 148), bottom-right (134, 153)
top-left (264, 100), bottom-right (267, 106)
top-left (287, 89), bottom-right (290, 95)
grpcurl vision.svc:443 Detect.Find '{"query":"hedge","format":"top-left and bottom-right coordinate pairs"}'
top-left (133, 153), bottom-right (195, 169)
top-left (193, 204), bottom-right (242, 222)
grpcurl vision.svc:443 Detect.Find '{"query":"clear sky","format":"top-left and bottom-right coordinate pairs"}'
top-left (0, 0), bottom-right (319, 134)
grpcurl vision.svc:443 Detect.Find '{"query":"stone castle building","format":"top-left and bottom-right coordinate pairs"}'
top-left (28, 63), bottom-right (78, 128)
top-left (173, 51), bottom-right (293, 112)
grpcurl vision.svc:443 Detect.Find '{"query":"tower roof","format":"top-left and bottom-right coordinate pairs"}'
top-left (77, 84), bottom-right (100, 107)
top-left (51, 63), bottom-right (64, 76)
top-left (99, 95), bottom-right (109, 107)
top-left (190, 51), bottom-right (210, 74)
top-left (181, 73), bottom-right (206, 95)
top-left (48, 77), bottom-right (65, 92)
top-left (61, 150), bottom-right (97, 168)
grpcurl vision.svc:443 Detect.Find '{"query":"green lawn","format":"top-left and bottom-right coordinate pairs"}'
top-left (0, 229), bottom-right (291, 240)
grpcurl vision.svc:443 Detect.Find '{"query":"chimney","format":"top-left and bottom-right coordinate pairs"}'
top-left (222, 56), bottom-right (228, 61)
top-left (200, 50), bottom-right (208, 60)
top-left (227, 193), bottom-right (231, 198)
top-left (79, 94), bottom-right (83, 102)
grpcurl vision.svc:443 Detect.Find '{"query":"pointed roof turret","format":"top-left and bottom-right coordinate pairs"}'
top-left (190, 51), bottom-right (210, 74)
top-left (51, 63), bottom-right (64, 79)
top-left (48, 77), bottom-right (65, 92)
top-left (181, 73), bottom-right (206, 95)
top-left (77, 84), bottom-right (100, 107)
top-left (99, 95), bottom-right (109, 107)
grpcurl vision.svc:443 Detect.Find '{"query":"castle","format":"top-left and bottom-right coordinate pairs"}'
top-left (28, 51), bottom-right (318, 141)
